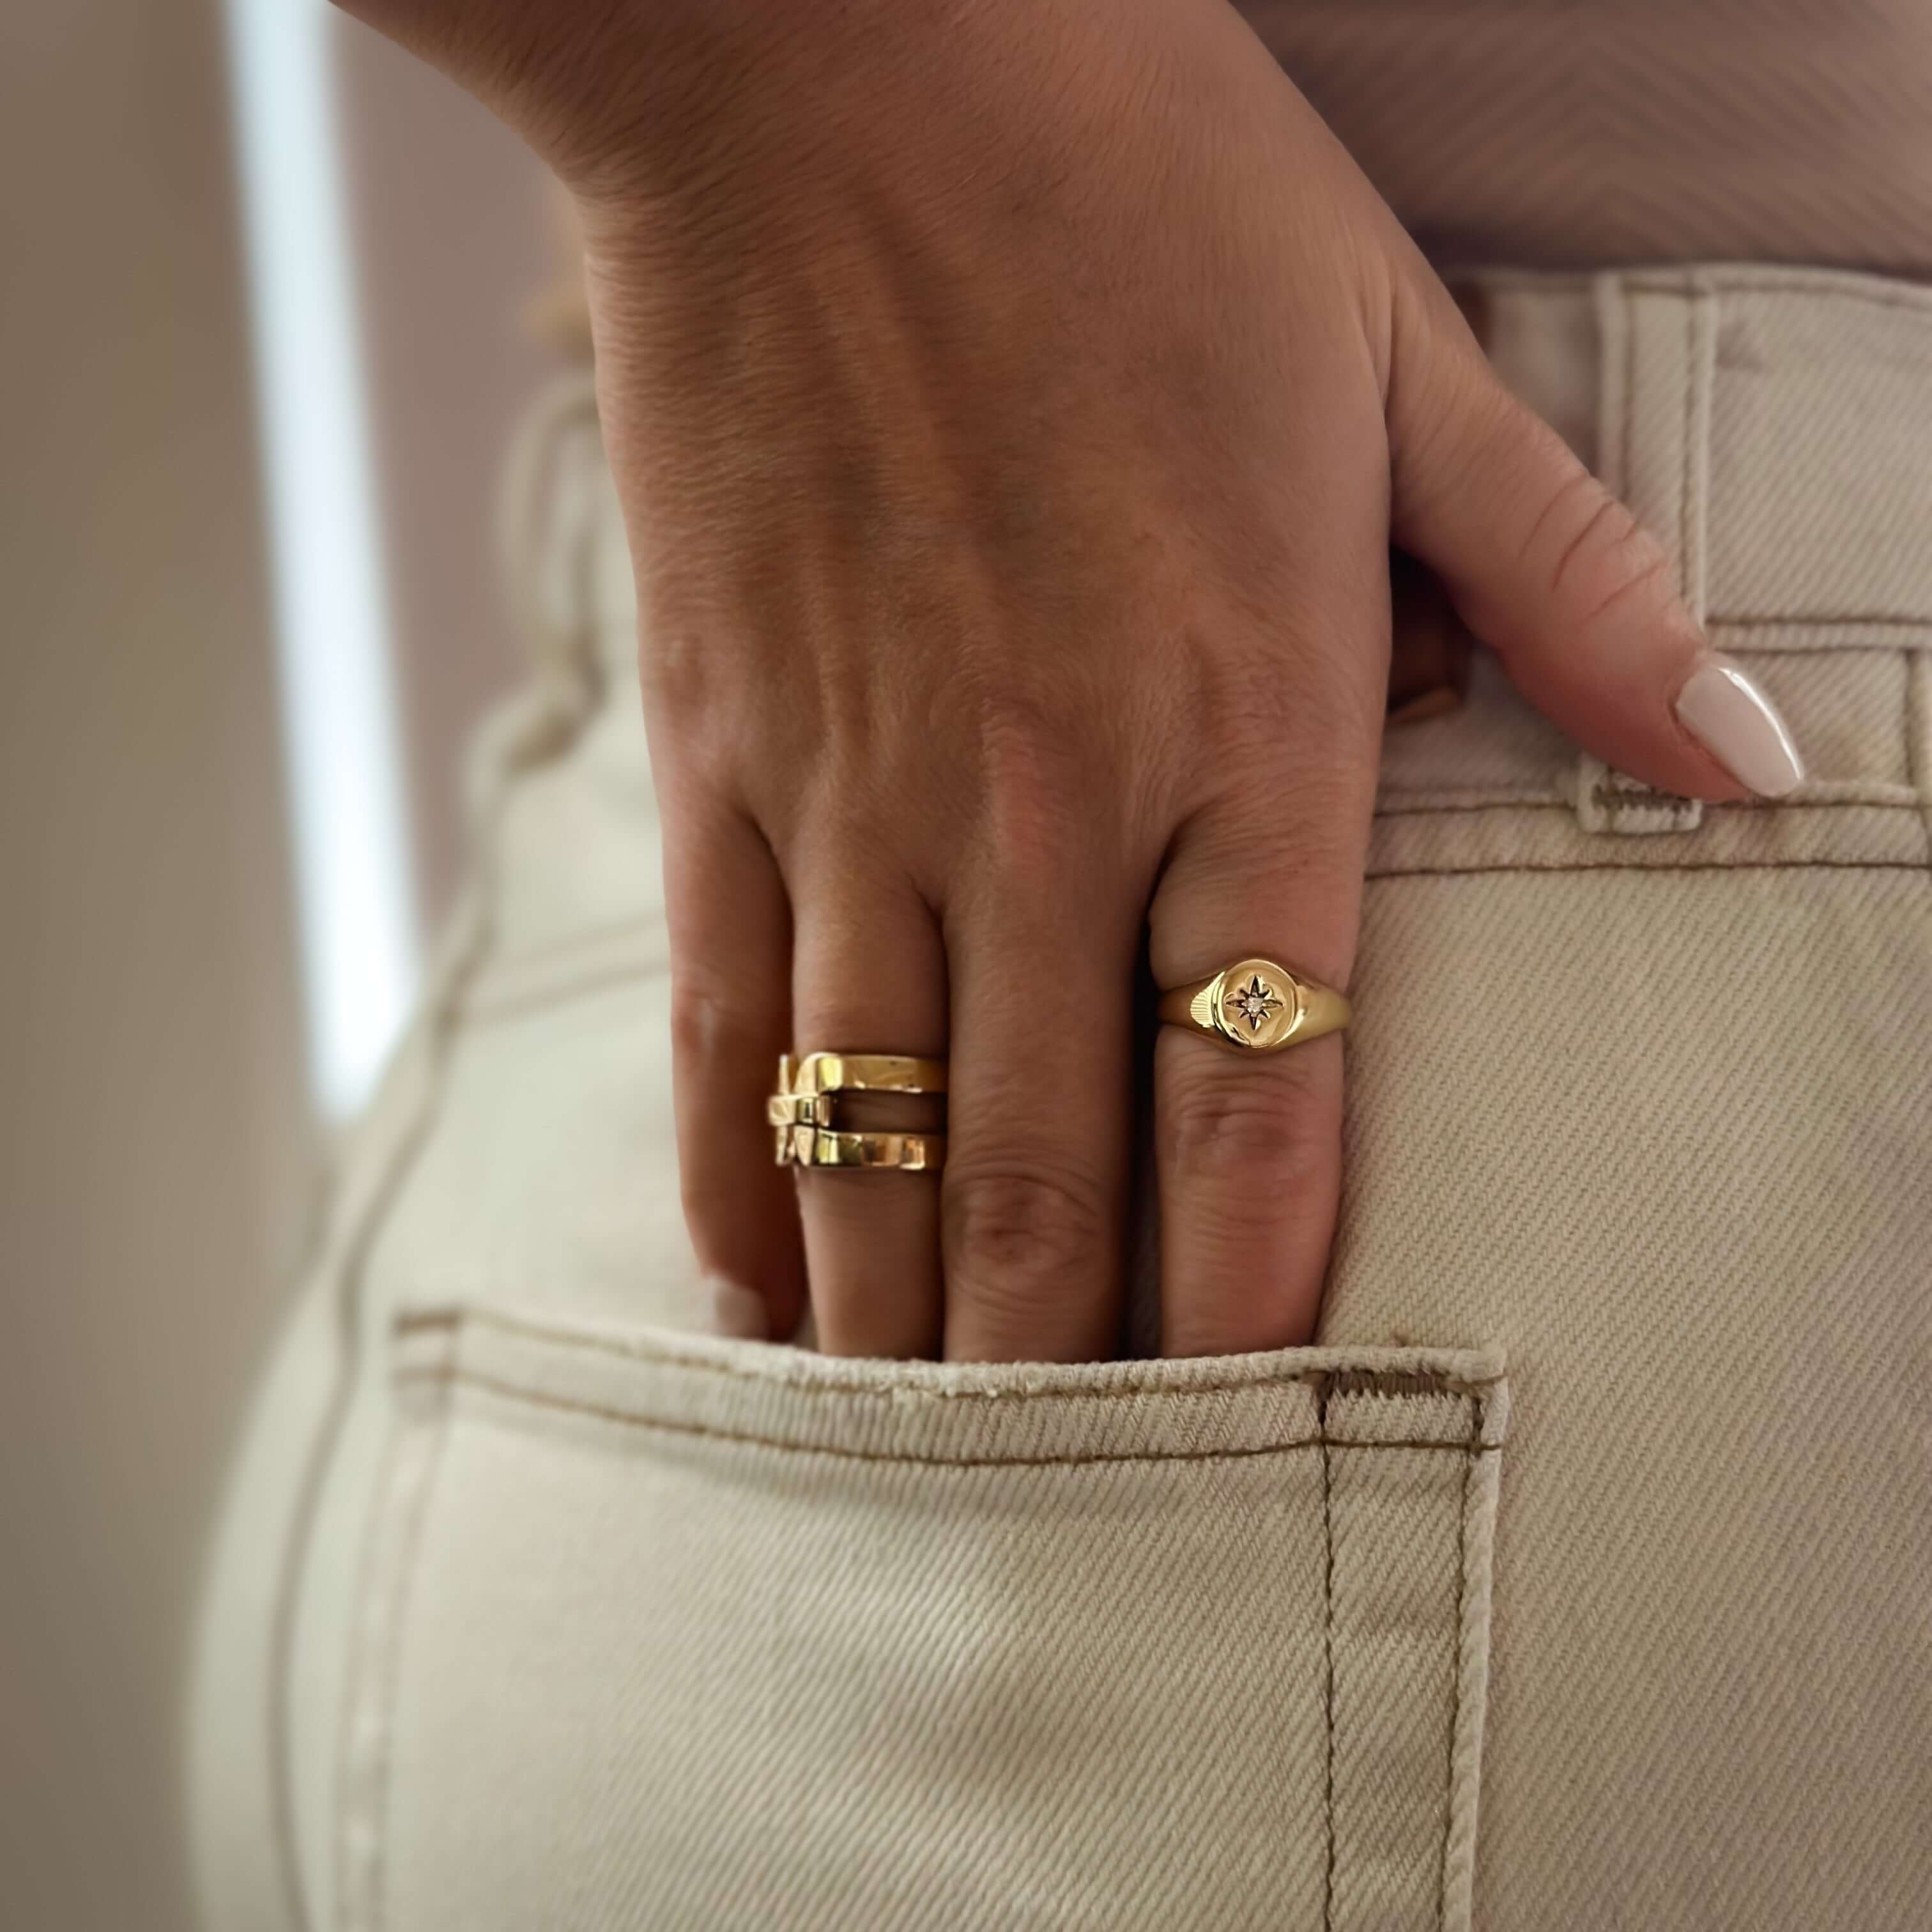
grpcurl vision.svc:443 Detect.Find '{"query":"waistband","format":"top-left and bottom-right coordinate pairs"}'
top-left (1376, 264), bottom-right (1932, 872)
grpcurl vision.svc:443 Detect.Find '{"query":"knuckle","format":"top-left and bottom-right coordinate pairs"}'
top-left (972, 684), bottom-right (1083, 789)
top-left (641, 647), bottom-right (761, 802)
top-left (1527, 471), bottom-right (1617, 583)
top-left (668, 968), bottom-right (760, 1072)
top-left (1535, 477), bottom-right (1669, 627)
top-left (1184, 619), bottom-right (1380, 785)
top-left (1160, 1068), bottom-right (1334, 1200)
top-left (944, 1163), bottom-right (1112, 1309)
top-left (788, 801), bottom-right (895, 893)
top-left (964, 698), bottom-right (1098, 880)
top-left (640, 615), bottom-right (718, 719)
top-left (1153, 795), bottom-right (1363, 941)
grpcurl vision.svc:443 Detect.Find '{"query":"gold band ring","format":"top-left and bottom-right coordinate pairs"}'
top-left (1156, 956), bottom-right (1349, 1055)
top-left (767, 1051), bottom-right (947, 1171)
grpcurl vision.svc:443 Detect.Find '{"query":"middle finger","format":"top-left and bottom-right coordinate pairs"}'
top-left (940, 862), bottom-right (1140, 1362)
top-left (790, 866), bottom-right (950, 1357)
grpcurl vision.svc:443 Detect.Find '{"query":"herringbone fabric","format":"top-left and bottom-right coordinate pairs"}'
top-left (1243, 3), bottom-right (1932, 275)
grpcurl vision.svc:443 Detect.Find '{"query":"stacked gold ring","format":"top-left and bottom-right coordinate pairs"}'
top-left (767, 1052), bottom-right (948, 1172)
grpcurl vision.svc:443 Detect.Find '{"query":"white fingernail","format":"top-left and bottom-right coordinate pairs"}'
top-left (1673, 657), bottom-right (1804, 797)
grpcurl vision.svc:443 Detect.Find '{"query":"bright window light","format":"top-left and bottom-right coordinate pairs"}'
top-left (222, 0), bottom-right (419, 1120)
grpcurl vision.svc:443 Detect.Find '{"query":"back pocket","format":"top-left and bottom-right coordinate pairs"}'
top-left (340, 1305), bottom-right (1508, 1932)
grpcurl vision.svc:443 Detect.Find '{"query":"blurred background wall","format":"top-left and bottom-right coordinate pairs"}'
top-left (0, 4), bottom-right (556, 1926)
top-left (335, 15), bottom-right (556, 918)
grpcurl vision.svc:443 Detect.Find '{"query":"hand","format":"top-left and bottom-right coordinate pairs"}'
top-left (348, 0), bottom-right (1795, 1358)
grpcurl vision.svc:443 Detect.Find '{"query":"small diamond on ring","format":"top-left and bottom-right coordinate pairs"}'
top-left (1229, 973), bottom-right (1283, 1033)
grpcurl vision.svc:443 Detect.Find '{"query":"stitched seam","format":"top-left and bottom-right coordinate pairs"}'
top-left (1708, 645), bottom-right (1932, 661)
top-left (1903, 648), bottom-right (1920, 808)
top-left (331, 1420), bottom-right (408, 1932)
top-left (265, 682), bottom-right (600, 1932)
top-left (1592, 785), bottom-right (1696, 814)
top-left (378, 1398), bottom-right (452, 1932)
top-left (1708, 613), bottom-right (1932, 630)
top-left (1680, 287), bottom-right (1697, 612)
top-left (1376, 796), bottom-right (1917, 817)
top-left (397, 1366), bottom-right (1507, 1467)
top-left (339, 1384), bottom-right (456, 1932)
top-left (1466, 271), bottom-right (1932, 316)
top-left (1321, 1379), bottom-right (1337, 1932)
top-left (399, 1305), bottom-right (1505, 1405)
top-left (1439, 1394), bottom-right (1478, 1932)
top-left (1619, 276), bottom-right (1932, 317)
top-left (1370, 859), bottom-right (1930, 878)
top-left (1912, 653), bottom-right (1932, 859)
top-left (1324, 1368), bottom-right (1480, 1400)
top-left (1463, 270), bottom-right (1932, 313)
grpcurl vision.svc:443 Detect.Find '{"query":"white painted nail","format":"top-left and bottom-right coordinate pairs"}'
top-left (1673, 656), bottom-right (1804, 797)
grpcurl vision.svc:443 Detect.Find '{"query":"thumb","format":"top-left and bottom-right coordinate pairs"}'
top-left (1384, 285), bottom-right (1803, 801)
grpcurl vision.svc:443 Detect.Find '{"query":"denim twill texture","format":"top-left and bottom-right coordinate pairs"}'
top-left (334, 1315), bottom-right (1503, 1930)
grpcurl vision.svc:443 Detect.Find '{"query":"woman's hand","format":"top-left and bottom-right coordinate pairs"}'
top-left (346, 0), bottom-right (1797, 1358)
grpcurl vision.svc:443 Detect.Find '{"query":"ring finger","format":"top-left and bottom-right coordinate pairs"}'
top-left (1149, 790), bottom-right (1368, 1357)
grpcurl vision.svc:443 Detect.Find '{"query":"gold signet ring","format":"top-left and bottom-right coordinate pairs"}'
top-left (767, 1052), bottom-right (948, 1170)
top-left (1156, 957), bottom-right (1349, 1055)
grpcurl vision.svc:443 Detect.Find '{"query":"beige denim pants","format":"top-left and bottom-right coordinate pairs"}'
top-left (191, 265), bottom-right (1932, 1932)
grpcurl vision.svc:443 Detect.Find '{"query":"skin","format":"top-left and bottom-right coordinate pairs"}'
top-left (341, 0), bottom-right (1756, 1360)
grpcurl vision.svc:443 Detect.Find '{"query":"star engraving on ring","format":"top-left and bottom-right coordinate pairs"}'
top-left (1227, 972), bottom-right (1284, 1036)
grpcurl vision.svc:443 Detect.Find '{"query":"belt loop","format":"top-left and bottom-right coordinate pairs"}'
top-left (1574, 272), bottom-right (1715, 836)
top-left (1680, 274), bottom-right (1717, 625)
